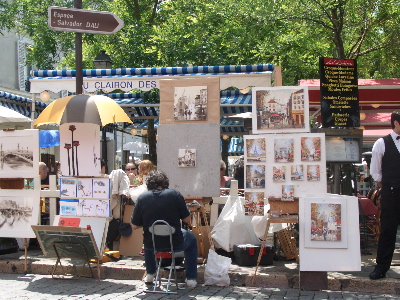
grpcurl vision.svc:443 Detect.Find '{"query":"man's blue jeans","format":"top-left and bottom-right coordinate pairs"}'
top-left (144, 229), bottom-right (198, 279)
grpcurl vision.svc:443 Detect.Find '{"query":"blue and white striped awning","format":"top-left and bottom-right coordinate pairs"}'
top-left (30, 64), bottom-right (275, 93)
top-left (0, 91), bottom-right (47, 118)
top-left (33, 64), bottom-right (274, 77)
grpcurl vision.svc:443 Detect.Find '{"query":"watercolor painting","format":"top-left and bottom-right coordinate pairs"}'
top-left (273, 166), bottom-right (286, 182)
top-left (252, 87), bottom-right (309, 133)
top-left (274, 138), bottom-right (294, 163)
top-left (244, 192), bottom-right (265, 216)
top-left (307, 165), bottom-right (321, 181)
top-left (291, 164), bottom-right (304, 181)
top-left (282, 184), bottom-right (295, 201)
top-left (245, 165), bottom-right (266, 189)
top-left (310, 202), bottom-right (342, 241)
top-left (246, 138), bottom-right (266, 162)
top-left (301, 137), bottom-right (321, 161)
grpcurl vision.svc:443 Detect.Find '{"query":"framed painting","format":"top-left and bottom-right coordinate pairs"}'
top-left (304, 197), bottom-right (348, 248)
top-left (252, 86), bottom-right (309, 134)
top-left (174, 86), bottom-right (208, 121)
top-left (0, 189), bottom-right (40, 238)
top-left (0, 129), bottom-right (39, 178)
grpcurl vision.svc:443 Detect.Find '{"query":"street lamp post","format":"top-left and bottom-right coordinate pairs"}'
top-left (93, 50), bottom-right (113, 172)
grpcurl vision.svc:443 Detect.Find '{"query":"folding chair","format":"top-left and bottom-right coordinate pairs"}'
top-left (145, 220), bottom-right (185, 294)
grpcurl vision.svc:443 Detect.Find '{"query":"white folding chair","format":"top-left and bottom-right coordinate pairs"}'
top-left (145, 220), bottom-right (185, 294)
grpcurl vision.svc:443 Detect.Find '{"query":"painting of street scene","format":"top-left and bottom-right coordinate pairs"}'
top-left (274, 138), bottom-right (294, 162)
top-left (282, 184), bottom-right (294, 201)
top-left (246, 138), bottom-right (266, 162)
top-left (301, 137), bottom-right (321, 161)
top-left (174, 86), bottom-right (207, 121)
top-left (291, 164), bottom-right (304, 181)
top-left (178, 149), bottom-right (196, 167)
top-left (253, 87), bottom-right (307, 133)
top-left (310, 202), bottom-right (342, 241)
top-left (273, 166), bottom-right (286, 182)
top-left (244, 192), bottom-right (265, 216)
top-left (246, 165), bottom-right (265, 189)
top-left (307, 165), bottom-right (321, 181)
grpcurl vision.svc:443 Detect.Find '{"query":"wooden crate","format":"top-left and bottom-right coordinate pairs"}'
top-left (276, 226), bottom-right (298, 262)
top-left (269, 197), bottom-right (299, 215)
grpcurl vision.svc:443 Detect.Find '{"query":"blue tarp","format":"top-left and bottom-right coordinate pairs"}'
top-left (39, 130), bottom-right (60, 148)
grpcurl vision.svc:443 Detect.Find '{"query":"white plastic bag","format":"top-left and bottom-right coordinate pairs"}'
top-left (211, 196), bottom-right (259, 252)
top-left (203, 249), bottom-right (231, 286)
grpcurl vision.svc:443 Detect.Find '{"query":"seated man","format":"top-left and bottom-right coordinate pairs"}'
top-left (130, 171), bottom-right (198, 288)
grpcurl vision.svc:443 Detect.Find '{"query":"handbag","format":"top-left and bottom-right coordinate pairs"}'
top-left (118, 199), bottom-right (132, 237)
top-left (106, 217), bottom-right (121, 247)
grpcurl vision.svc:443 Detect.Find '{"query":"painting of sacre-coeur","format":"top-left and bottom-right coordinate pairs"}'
top-left (174, 86), bottom-right (208, 121)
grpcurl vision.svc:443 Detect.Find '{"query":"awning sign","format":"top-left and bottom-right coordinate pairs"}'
top-left (319, 57), bottom-right (360, 128)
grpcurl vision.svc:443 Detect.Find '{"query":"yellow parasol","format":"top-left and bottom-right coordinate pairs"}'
top-left (33, 94), bottom-right (132, 127)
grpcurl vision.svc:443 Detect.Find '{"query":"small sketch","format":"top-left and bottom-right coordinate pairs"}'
top-left (77, 178), bottom-right (93, 198)
top-left (301, 137), bottom-right (321, 161)
top-left (274, 138), bottom-right (294, 162)
top-left (291, 164), bottom-right (304, 181)
top-left (244, 192), bottom-right (265, 216)
top-left (273, 166), bottom-right (286, 182)
top-left (246, 138), bottom-right (266, 162)
top-left (246, 165), bottom-right (265, 189)
top-left (174, 86), bottom-right (207, 121)
top-left (60, 177), bottom-right (77, 197)
top-left (178, 149), bottom-right (196, 167)
top-left (307, 165), bottom-right (321, 181)
top-left (282, 185), bottom-right (294, 201)
top-left (92, 178), bottom-right (110, 199)
top-left (310, 203), bottom-right (342, 241)
top-left (0, 199), bottom-right (32, 228)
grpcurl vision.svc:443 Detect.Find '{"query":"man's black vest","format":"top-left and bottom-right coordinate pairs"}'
top-left (382, 134), bottom-right (400, 188)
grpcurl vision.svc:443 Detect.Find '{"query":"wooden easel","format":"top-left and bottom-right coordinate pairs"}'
top-left (251, 197), bottom-right (299, 286)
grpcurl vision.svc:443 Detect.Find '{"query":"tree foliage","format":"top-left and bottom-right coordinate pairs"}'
top-left (2, 0), bottom-right (400, 84)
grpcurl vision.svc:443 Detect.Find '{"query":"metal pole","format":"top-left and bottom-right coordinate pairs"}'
top-left (74, 0), bottom-right (83, 94)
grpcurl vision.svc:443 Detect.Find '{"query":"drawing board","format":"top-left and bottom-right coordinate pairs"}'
top-left (52, 215), bottom-right (109, 254)
top-left (32, 225), bottom-right (100, 259)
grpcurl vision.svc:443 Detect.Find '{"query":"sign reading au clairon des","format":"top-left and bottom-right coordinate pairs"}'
top-left (30, 77), bottom-right (159, 93)
top-left (48, 6), bottom-right (124, 35)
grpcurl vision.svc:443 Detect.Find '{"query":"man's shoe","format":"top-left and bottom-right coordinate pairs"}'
top-left (144, 274), bottom-right (154, 283)
top-left (369, 269), bottom-right (386, 280)
top-left (185, 279), bottom-right (197, 288)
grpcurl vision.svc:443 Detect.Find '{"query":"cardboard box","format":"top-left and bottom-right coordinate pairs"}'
top-left (118, 205), bottom-right (144, 257)
top-left (233, 244), bottom-right (274, 266)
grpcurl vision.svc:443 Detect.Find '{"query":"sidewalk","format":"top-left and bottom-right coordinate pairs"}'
top-left (1, 237), bottom-right (400, 295)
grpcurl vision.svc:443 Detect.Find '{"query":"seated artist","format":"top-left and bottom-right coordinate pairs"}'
top-left (130, 171), bottom-right (198, 288)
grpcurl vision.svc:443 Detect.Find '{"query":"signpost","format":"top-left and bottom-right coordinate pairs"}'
top-left (48, 6), bottom-right (124, 35)
top-left (47, 4), bottom-right (124, 94)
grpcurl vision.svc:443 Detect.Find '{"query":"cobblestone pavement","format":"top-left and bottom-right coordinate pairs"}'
top-left (0, 273), bottom-right (399, 300)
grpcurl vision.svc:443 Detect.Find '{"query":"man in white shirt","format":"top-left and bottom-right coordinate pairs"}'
top-left (369, 111), bottom-right (400, 280)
